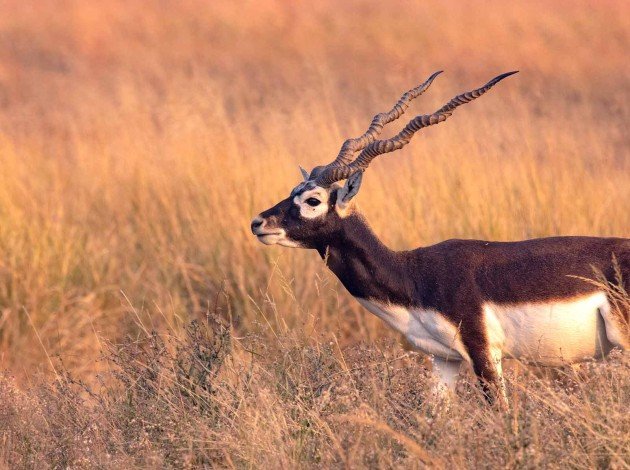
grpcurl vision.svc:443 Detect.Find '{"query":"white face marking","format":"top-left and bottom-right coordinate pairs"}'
top-left (356, 298), bottom-right (470, 362)
top-left (483, 292), bottom-right (619, 365)
top-left (294, 187), bottom-right (330, 219)
top-left (252, 183), bottom-right (337, 248)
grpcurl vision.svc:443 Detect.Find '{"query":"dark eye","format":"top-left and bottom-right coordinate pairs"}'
top-left (305, 197), bottom-right (321, 207)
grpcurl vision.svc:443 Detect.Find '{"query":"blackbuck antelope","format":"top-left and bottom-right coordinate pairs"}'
top-left (251, 71), bottom-right (629, 405)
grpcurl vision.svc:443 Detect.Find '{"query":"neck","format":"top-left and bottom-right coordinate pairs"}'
top-left (316, 213), bottom-right (414, 305)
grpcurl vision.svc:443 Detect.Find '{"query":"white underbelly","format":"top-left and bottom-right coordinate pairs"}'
top-left (357, 292), bottom-right (615, 366)
top-left (356, 298), bottom-right (469, 361)
top-left (484, 292), bottom-right (613, 365)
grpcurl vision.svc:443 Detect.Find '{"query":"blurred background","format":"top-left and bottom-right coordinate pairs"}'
top-left (0, 0), bottom-right (628, 377)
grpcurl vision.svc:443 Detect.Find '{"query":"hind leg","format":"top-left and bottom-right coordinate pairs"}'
top-left (600, 302), bottom-right (629, 350)
top-left (602, 254), bottom-right (630, 350)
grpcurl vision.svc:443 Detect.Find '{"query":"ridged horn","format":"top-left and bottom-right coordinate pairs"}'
top-left (315, 71), bottom-right (518, 186)
top-left (313, 71), bottom-right (443, 186)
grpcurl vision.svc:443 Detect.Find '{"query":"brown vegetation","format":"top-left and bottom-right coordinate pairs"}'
top-left (0, 0), bottom-right (628, 467)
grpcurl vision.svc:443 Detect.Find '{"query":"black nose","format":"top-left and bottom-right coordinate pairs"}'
top-left (251, 217), bottom-right (264, 233)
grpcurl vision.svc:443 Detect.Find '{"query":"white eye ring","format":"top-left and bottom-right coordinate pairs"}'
top-left (305, 197), bottom-right (321, 207)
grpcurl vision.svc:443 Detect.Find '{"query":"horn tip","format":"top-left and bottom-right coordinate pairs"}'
top-left (498, 70), bottom-right (519, 80)
top-left (486, 70), bottom-right (519, 87)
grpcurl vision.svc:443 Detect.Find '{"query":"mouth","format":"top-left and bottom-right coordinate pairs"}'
top-left (253, 230), bottom-right (300, 248)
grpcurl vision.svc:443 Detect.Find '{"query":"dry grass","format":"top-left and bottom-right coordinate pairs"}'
top-left (0, 0), bottom-right (628, 467)
top-left (2, 316), bottom-right (629, 468)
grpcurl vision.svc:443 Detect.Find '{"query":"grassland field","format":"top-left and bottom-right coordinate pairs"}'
top-left (0, 0), bottom-right (628, 467)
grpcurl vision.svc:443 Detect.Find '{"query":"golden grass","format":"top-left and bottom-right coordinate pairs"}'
top-left (0, 0), bottom-right (628, 467)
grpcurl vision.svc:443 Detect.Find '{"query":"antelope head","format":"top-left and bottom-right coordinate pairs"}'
top-left (251, 71), bottom-right (518, 249)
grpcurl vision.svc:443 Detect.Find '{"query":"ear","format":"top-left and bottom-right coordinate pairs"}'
top-left (336, 171), bottom-right (363, 211)
top-left (299, 166), bottom-right (310, 181)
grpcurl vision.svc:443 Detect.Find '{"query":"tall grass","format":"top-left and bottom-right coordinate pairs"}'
top-left (2, 314), bottom-right (629, 468)
top-left (0, 0), bottom-right (628, 467)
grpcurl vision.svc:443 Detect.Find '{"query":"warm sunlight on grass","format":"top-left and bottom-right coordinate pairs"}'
top-left (0, 0), bottom-right (628, 467)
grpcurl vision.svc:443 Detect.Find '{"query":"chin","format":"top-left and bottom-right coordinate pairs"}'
top-left (255, 234), bottom-right (302, 248)
top-left (277, 239), bottom-right (302, 248)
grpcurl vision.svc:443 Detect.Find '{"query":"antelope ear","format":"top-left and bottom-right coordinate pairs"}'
top-left (299, 166), bottom-right (310, 181)
top-left (337, 171), bottom-right (363, 210)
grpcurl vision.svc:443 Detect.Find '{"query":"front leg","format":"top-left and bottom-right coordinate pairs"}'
top-left (445, 292), bottom-right (509, 407)
top-left (431, 356), bottom-right (462, 397)
top-left (466, 340), bottom-right (508, 407)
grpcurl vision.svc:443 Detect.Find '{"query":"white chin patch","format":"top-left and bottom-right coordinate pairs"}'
top-left (277, 238), bottom-right (302, 248)
top-left (256, 231), bottom-right (301, 248)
